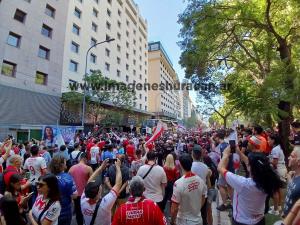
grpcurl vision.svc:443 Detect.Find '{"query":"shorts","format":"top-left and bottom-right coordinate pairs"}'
top-left (207, 188), bottom-right (217, 203)
top-left (276, 167), bottom-right (287, 184)
top-left (176, 217), bottom-right (203, 225)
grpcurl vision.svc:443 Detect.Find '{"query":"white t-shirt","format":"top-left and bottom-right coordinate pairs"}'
top-left (81, 190), bottom-right (117, 225)
top-left (90, 146), bottom-right (99, 165)
top-left (70, 150), bottom-right (82, 160)
top-left (191, 161), bottom-right (209, 182)
top-left (137, 164), bottom-right (167, 202)
top-left (270, 145), bottom-right (286, 168)
top-left (224, 171), bottom-right (267, 224)
top-left (32, 194), bottom-right (61, 225)
top-left (24, 156), bottom-right (47, 184)
top-left (171, 173), bottom-right (207, 225)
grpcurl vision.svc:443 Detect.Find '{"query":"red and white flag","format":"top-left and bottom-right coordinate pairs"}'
top-left (145, 121), bottom-right (165, 146)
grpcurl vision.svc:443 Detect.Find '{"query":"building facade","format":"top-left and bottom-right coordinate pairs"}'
top-left (0, 0), bottom-right (149, 140)
top-left (62, 0), bottom-right (149, 112)
top-left (0, 0), bottom-right (70, 140)
top-left (148, 41), bottom-right (180, 120)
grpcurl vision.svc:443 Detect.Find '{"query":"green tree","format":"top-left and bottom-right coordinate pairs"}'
top-left (179, 0), bottom-right (300, 154)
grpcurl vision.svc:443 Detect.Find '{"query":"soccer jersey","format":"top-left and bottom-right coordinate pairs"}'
top-left (171, 172), bottom-right (207, 225)
top-left (31, 194), bottom-right (61, 225)
top-left (224, 171), bottom-right (266, 224)
top-left (81, 190), bottom-right (117, 225)
top-left (112, 196), bottom-right (167, 225)
top-left (24, 156), bottom-right (47, 184)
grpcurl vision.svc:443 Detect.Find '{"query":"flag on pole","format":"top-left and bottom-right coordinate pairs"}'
top-left (56, 126), bottom-right (65, 147)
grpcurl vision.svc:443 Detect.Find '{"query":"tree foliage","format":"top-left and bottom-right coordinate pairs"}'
top-left (179, 0), bottom-right (300, 152)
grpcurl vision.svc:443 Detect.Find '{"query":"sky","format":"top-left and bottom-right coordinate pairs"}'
top-left (134, 0), bottom-right (197, 104)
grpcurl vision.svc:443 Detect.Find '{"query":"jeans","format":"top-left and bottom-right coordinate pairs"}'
top-left (74, 196), bottom-right (83, 225)
top-left (201, 198), bottom-right (208, 225)
top-left (58, 214), bottom-right (72, 225)
top-left (232, 217), bottom-right (265, 225)
top-left (161, 181), bottom-right (174, 211)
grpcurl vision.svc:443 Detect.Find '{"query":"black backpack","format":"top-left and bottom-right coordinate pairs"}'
top-left (68, 151), bottom-right (82, 167)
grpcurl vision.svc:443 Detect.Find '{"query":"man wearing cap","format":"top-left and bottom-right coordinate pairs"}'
top-left (81, 158), bottom-right (122, 225)
top-left (112, 176), bottom-right (167, 225)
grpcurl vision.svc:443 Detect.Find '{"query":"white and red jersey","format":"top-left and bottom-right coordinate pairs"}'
top-left (24, 156), bottom-right (47, 184)
top-left (90, 146), bottom-right (99, 164)
top-left (112, 196), bottom-right (167, 225)
top-left (31, 194), bottom-right (61, 225)
top-left (171, 172), bottom-right (207, 225)
top-left (81, 190), bottom-right (117, 225)
top-left (224, 171), bottom-right (267, 224)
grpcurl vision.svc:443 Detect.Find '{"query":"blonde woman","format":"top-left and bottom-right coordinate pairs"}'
top-left (161, 154), bottom-right (180, 212)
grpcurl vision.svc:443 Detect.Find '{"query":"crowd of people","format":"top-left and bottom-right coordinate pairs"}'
top-left (0, 121), bottom-right (299, 225)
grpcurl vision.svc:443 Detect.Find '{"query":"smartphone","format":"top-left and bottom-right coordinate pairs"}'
top-left (108, 158), bottom-right (117, 164)
top-left (229, 140), bottom-right (236, 153)
top-left (24, 192), bottom-right (34, 200)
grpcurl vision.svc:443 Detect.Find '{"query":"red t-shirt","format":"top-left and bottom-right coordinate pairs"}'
top-left (4, 165), bottom-right (19, 186)
top-left (126, 144), bottom-right (135, 162)
top-left (98, 141), bottom-right (106, 150)
top-left (112, 197), bottom-right (167, 225)
top-left (163, 167), bottom-right (180, 183)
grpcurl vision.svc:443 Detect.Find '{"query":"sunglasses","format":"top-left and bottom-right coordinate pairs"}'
top-left (36, 182), bottom-right (46, 188)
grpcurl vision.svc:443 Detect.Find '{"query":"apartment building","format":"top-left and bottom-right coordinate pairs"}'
top-left (0, 0), bottom-right (69, 140)
top-left (62, 0), bottom-right (149, 112)
top-left (148, 41), bottom-right (181, 120)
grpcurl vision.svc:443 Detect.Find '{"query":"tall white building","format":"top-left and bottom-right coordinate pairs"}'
top-left (0, 0), bottom-right (69, 139)
top-left (0, 0), bottom-right (149, 140)
top-left (62, 0), bottom-right (149, 112)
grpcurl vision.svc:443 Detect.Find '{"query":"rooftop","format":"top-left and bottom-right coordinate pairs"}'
top-left (148, 41), bottom-right (173, 67)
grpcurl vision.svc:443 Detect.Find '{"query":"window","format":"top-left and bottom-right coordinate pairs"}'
top-left (139, 104), bottom-right (142, 109)
top-left (72, 24), bottom-right (80, 35)
top-left (7, 32), bottom-right (21, 47)
top-left (1, 60), bottom-right (16, 77)
top-left (38, 46), bottom-right (50, 59)
top-left (94, 0), bottom-right (99, 3)
top-left (69, 60), bottom-right (78, 72)
top-left (133, 49), bottom-right (136, 55)
top-left (133, 59), bottom-right (136, 65)
top-left (126, 75), bottom-right (129, 82)
top-left (126, 53), bottom-right (129, 59)
top-left (105, 48), bottom-right (110, 57)
top-left (14, 9), bottom-right (26, 23)
top-left (145, 97), bottom-right (147, 101)
top-left (126, 42), bottom-right (129, 48)
top-left (133, 70), bottom-right (136, 75)
top-left (139, 65), bottom-right (142, 70)
top-left (91, 38), bottom-right (97, 46)
top-left (133, 30), bottom-right (136, 35)
top-left (139, 94), bottom-right (142, 99)
top-left (106, 35), bottom-right (111, 41)
top-left (74, 7), bottom-right (81, 18)
top-left (71, 41), bottom-right (79, 53)
top-left (133, 39), bottom-right (136, 45)
top-left (145, 106), bottom-right (147, 111)
top-left (41, 24), bottom-right (52, 38)
top-left (139, 74), bottom-right (142, 80)
top-left (118, 9), bottom-right (121, 16)
top-left (117, 33), bottom-right (121, 40)
top-left (92, 22), bottom-right (97, 32)
top-left (45, 4), bottom-right (55, 18)
top-left (105, 63), bottom-right (110, 71)
top-left (107, 9), bottom-right (111, 17)
top-left (134, 102), bottom-right (136, 107)
top-left (126, 64), bottom-right (129, 70)
top-left (35, 71), bottom-right (47, 85)
top-left (107, 0), bottom-right (112, 4)
top-left (117, 57), bottom-right (121, 64)
top-left (126, 31), bottom-right (129, 37)
top-left (126, 20), bottom-right (129, 26)
top-left (90, 54), bottom-right (96, 63)
top-left (117, 45), bottom-right (121, 52)
top-left (117, 70), bottom-right (121, 77)
top-left (117, 21), bottom-right (121, 28)
top-left (106, 21), bottom-right (111, 30)
top-left (93, 8), bottom-right (98, 17)
top-left (77, 0), bottom-right (82, 2)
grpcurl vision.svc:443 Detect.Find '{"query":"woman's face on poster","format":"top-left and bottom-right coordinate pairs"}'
top-left (46, 128), bottom-right (53, 137)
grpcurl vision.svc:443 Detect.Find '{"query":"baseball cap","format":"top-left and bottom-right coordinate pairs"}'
top-left (192, 144), bottom-right (202, 153)
top-left (248, 135), bottom-right (267, 151)
top-left (84, 178), bottom-right (102, 199)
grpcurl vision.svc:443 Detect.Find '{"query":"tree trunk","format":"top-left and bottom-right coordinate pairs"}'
top-left (278, 101), bottom-right (292, 157)
top-left (223, 116), bottom-right (227, 128)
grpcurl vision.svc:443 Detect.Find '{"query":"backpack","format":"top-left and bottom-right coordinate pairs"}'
top-left (68, 151), bottom-right (82, 167)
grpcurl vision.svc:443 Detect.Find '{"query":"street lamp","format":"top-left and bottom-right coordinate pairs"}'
top-left (81, 38), bottom-right (115, 127)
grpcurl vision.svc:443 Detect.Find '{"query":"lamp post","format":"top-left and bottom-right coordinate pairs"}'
top-left (81, 38), bottom-right (115, 127)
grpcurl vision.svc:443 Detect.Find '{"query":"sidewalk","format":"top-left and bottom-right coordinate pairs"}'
top-left (212, 201), bottom-right (232, 225)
